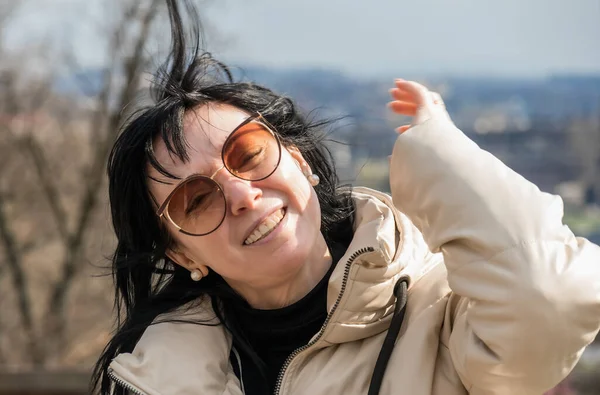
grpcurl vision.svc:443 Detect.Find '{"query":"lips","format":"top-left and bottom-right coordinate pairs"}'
top-left (244, 208), bottom-right (286, 245)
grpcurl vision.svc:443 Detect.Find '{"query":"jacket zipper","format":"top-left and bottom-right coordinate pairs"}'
top-left (273, 246), bottom-right (375, 395)
top-left (108, 367), bottom-right (149, 395)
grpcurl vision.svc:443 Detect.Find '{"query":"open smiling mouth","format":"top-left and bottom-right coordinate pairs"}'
top-left (243, 208), bottom-right (286, 245)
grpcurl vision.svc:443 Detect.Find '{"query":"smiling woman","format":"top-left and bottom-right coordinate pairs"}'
top-left (149, 103), bottom-right (332, 309)
top-left (91, 1), bottom-right (600, 395)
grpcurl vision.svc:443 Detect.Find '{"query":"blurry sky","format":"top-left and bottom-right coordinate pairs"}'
top-left (7, 0), bottom-right (600, 78)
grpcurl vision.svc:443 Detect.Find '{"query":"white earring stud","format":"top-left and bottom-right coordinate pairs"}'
top-left (301, 166), bottom-right (320, 187)
top-left (190, 269), bottom-right (203, 281)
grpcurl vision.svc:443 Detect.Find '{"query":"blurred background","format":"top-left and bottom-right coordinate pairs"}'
top-left (0, 0), bottom-right (598, 393)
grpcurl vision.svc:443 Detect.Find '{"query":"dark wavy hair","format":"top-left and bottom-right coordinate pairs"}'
top-left (91, 1), bottom-right (355, 393)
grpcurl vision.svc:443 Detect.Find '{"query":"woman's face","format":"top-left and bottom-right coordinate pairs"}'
top-left (148, 103), bottom-right (327, 300)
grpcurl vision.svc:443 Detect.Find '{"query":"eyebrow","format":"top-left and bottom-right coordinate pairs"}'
top-left (148, 174), bottom-right (177, 186)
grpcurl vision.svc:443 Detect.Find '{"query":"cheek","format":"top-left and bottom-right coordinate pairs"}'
top-left (281, 168), bottom-right (321, 230)
top-left (278, 158), bottom-right (313, 208)
top-left (289, 178), bottom-right (313, 210)
top-left (174, 231), bottom-right (228, 267)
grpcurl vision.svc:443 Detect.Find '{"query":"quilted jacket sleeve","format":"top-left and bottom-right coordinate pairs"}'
top-left (389, 115), bottom-right (600, 394)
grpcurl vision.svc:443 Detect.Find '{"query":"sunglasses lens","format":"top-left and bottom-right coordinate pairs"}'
top-left (223, 120), bottom-right (280, 181)
top-left (167, 177), bottom-right (226, 235)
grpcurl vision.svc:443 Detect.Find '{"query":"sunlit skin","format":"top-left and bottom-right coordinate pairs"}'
top-left (148, 79), bottom-right (433, 310)
top-left (148, 103), bottom-right (331, 309)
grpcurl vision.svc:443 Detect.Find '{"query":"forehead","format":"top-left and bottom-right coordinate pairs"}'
top-left (151, 103), bottom-right (250, 178)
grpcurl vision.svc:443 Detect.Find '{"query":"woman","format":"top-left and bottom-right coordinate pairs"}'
top-left (92, 1), bottom-right (600, 394)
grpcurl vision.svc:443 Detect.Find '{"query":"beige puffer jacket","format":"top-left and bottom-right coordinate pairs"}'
top-left (108, 114), bottom-right (600, 395)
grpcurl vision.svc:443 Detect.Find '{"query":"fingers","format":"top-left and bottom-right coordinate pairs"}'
top-left (390, 80), bottom-right (444, 108)
top-left (388, 80), bottom-right (439, 117)
top-left (388, 101), bottom-right (417, 116)
top-left (389, 88), bottom-right (415, 102)
top-left (388, 85), bottom-right (418, 116)
top-left (394, 79), bottom-right (434, 108)
top-left (388, 79), bottom-right (449, 127)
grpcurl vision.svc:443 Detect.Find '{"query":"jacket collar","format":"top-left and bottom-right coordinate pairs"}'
top-left (319, 187), bottom-right (429, 345)
top-left (109, 187), bottom-right (429, 394)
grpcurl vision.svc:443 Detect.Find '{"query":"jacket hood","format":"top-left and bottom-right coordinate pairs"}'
top-left (320, 187), bottom-right (431, 344)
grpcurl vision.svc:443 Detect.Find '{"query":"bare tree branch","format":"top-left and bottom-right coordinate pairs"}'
top-left (0, 194), bottom-right (28, 325)
top-left (60, 47), bottom-right (102, 101)
top-left (115, 0), bottom-right (162, 126)
top-left (84, 0), bottom-right (145, 149)
top-left (4, 64), bottom-right (71, 244)
top-left (45, 0), bottom-right (162, 347)
top-left (20, 136), bottom-right (69, 242)
top-left (19, 234), bottom-right (53, 255)
top-left (0, 191), bottom-right (42, 364)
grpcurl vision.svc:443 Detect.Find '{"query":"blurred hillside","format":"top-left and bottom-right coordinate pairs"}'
top-left (63, 67), bottom-right (600, 202)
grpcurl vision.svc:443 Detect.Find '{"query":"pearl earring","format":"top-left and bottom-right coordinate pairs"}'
top-left (190, 269), bottom-right (203, 281)
top-left (302, 166), bottom-right (320, 187)
top-left (307, 173), bottom-right (320, 186)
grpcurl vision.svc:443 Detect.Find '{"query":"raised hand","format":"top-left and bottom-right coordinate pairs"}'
top-left (388, 79), bottom-right (449, 134)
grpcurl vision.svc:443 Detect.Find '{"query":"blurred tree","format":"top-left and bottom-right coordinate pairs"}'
top-left (569, 116), bottom-right (600, 206)
top-left (0, 0), bottom-right (163, 368)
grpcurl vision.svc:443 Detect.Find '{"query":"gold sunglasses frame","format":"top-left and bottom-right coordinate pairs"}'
top-left (155, 112), bottom-right (283, 236)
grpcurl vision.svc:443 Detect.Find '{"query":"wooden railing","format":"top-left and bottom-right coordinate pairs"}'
top-left (0, 369), bottom-right (598, 395)
top-left (0, 372), bottom-right (89, 395)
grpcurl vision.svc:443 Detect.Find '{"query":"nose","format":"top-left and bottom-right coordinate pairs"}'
top-left (221, 176), bottom-right (262, 216)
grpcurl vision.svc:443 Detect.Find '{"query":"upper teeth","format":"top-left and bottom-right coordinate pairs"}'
top-left (244, 209), bottom-right (285, 245)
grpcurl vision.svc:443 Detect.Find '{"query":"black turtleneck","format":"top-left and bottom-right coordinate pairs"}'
top-left (227, 241), bottom-right (348, 394)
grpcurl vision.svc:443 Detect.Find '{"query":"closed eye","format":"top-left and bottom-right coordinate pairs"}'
top-left (185, 193), bottom-right (210, 215)
top-left (234, 147), bottom-right (265, 172)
